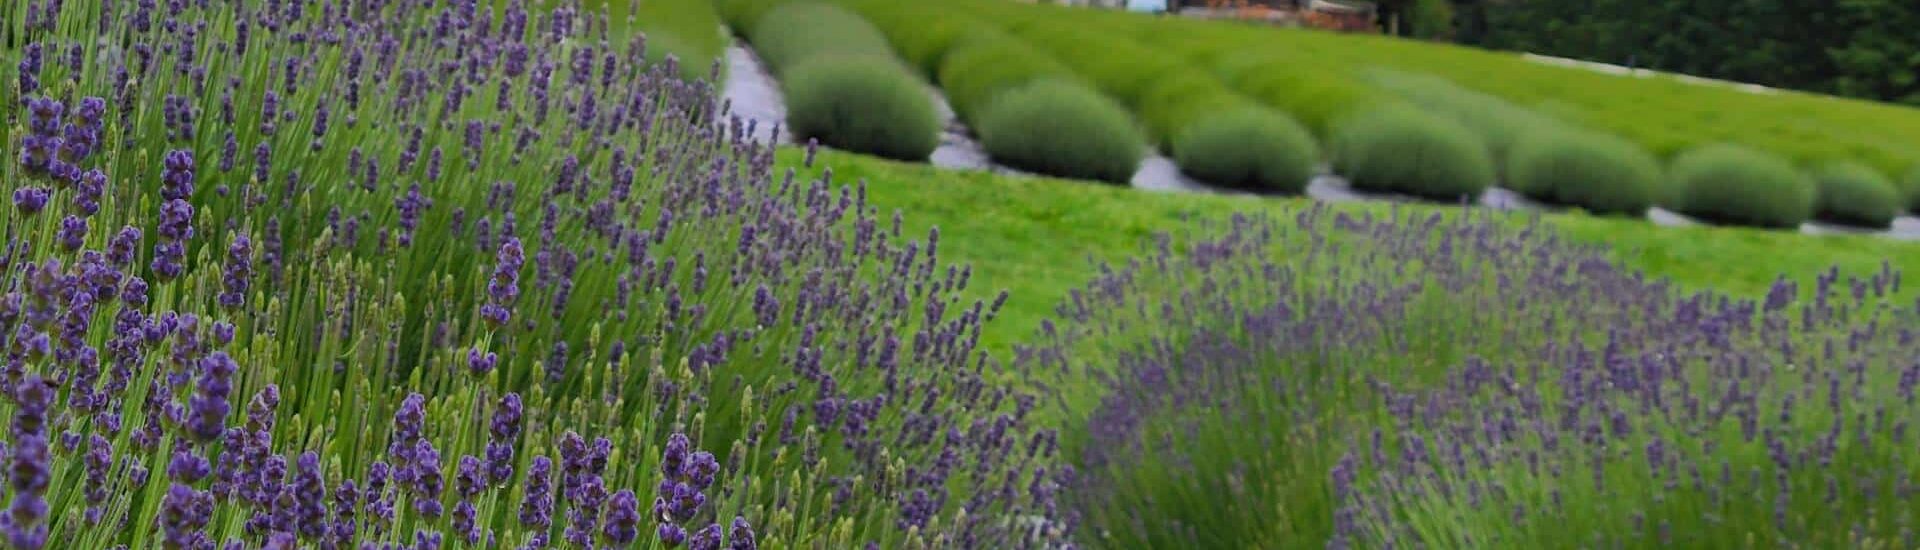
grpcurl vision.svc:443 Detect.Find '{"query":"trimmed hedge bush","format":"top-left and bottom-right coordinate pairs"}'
top-left (976, 79), bottom-right (1146, 184)
top-left (781, 58), bottom-right (941, 161)
top-left (1366, 69), bottom-right (1563, 175)
top-left (1216, 54), bottom-right (1386, 138)
top-left (1172, 108), bottom-right (1319, 193)
top-left (747, 2), bottom-right (896, 75)
top-left (1330, 107), bottom-right (1495, 200)
top-left (1809, 162), bottom-right (1901, 228)
top-left (935, 30), bottom-right (1075, 124)
top-left (880, 6), bottom-right (1320, 190)
top-left (1005, 25), bottom-right (1183, 114)
top-left (1505, 128), bottom-right (1664, 215)
top-left (1667, 145), bottom-right (1816, 229)
top-left (1135, 74), bottom-right (1246, 145)
top-left (721, 0), bottom-right (941, 159)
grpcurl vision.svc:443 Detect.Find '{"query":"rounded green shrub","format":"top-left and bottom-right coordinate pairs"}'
top-left (1504, 128), bottom-right (1663, 215)
top-left (747, 2), bottom-right (895, 74)
top-left (1330, 107), bottom-right (1494, 200)
top-left (1365, 69), bottom-right (1563, 176)
top-left (1137, 75), bottom-right (1244, 144)
top-left (936, 31), bottom-right (1073, 123)
top-left (1667, 144), bottom-right (1815, 229)
top-left (975, 79), bottom-right (1146, 184)
top-left (1216, 55), bottom-right (1382, 138)
top-left (1809, 162), bottom-right (1901, 228)
top-left (781, 58), bottom-right (941, 162)
top-left (1172, 108), bottom-right (1320, 193)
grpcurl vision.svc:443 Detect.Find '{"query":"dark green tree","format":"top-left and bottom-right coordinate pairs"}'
top-left (1469, 0), bottom-right (1920, 105)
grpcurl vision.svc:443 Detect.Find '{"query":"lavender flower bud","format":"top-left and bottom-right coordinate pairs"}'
top-left (57, 215), bottom-right (87, 251)
top-left (161, 149), bottom-right (195, 201)
top-left (219, 235), bottom-right (252, 308)
top-left (12, 188), bottom-right (50, 216)
top-left (188, 352), bottom-right (237, 443)
top-left (688, 523), bottom-right (722, 550)
top-left (727, 517), bottom-right (757, 550)
top-left (518, 456), bottom-right (554, 528)
top-left (603, 490), bottom-right (641, 546)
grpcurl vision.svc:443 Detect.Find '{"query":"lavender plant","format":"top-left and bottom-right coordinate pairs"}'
top-left (1, 0), bottom-right (1069, 548)
top-left (1023, 204), bottom-right (1920, 548)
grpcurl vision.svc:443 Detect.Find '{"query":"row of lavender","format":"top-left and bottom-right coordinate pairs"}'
top-left (2, 0), bottom-right (1070, 548)
top-left (1022, 203), bottom-right (1920, 547)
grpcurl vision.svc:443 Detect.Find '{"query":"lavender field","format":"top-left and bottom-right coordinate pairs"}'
top-left (2, 0), bottom-right (1918, 549)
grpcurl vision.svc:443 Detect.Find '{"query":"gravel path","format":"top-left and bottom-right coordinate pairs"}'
top-left (719, 42), bottom-right (1920, 241)
top-left (926, 85), bottom-right (1009, 173)
top-left (1131, 155), bottom-right (1225, 193)
top-left (1805, 217), bottom-right (1920, 240)
top-left (720, 45), bottom-right (789, 145)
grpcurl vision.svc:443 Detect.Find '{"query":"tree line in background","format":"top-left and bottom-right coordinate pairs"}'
top-left (1374, 0), bottom-right (1920, 106)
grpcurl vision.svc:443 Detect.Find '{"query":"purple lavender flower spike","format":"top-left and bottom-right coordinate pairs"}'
top-left (482, 238), bottom-right (525, 327)
top-left (8, 435), bottom-right (50, 548)
top-left (220, 235), bottom-right (253, 308)
top-left (488, 393), bottom-right (523, 484)
top-left (688, 524), bottom-right (723, 550)
top-left (519, 456), bottom-right (555, 529)
top-left (727, 517), bottom-right (757, 550)
top-left (656, 524), bottom-right (687, 548)
top-left (161, 149), bottom-right (196, 201)
top-left (158, 484), bottom-right (213, 550)
top-left (108, 226), bottom-right (142, 267)
top-left (12, 188), bottom-right (50, 216)
top-left (603, 489), bottom-right (641, 547)
top-left (168, 446), bottom-right (211, 483)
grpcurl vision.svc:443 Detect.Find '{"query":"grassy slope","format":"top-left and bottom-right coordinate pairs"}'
top-left (781, 148), bottom-right (1920, 353)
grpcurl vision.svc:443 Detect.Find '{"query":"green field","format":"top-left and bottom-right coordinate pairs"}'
top-left (10, 0), bottom-right (1920, 547)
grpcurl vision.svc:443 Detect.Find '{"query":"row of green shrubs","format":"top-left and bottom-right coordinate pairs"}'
top-left (1003, 0), bottom-right (1920, 228)
top-left (954, 15), bottom-right (1319, 192)
top-left (719, 0), bottom-right (941, 161)
top-left (749, 0), bottom-right (1920, 230)
top-left (834, 0), bottom-right (1148, 183)
top-left (1102, 3), bottom-right (1920, 228)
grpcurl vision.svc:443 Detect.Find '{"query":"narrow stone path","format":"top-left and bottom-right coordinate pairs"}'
top-left (1131, 156), bottom-right (1225, 193)
top-left (720, 45), bottom-right (789, 145)
top-left (926, 85), bottom-right (1007, 173)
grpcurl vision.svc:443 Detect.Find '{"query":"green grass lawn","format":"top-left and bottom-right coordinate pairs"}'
top-left (781, 147), bottom-right (1920, 353)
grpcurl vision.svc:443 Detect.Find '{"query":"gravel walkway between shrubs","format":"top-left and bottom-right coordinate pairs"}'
top-left (721, 45), bottom-right (790, 145)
